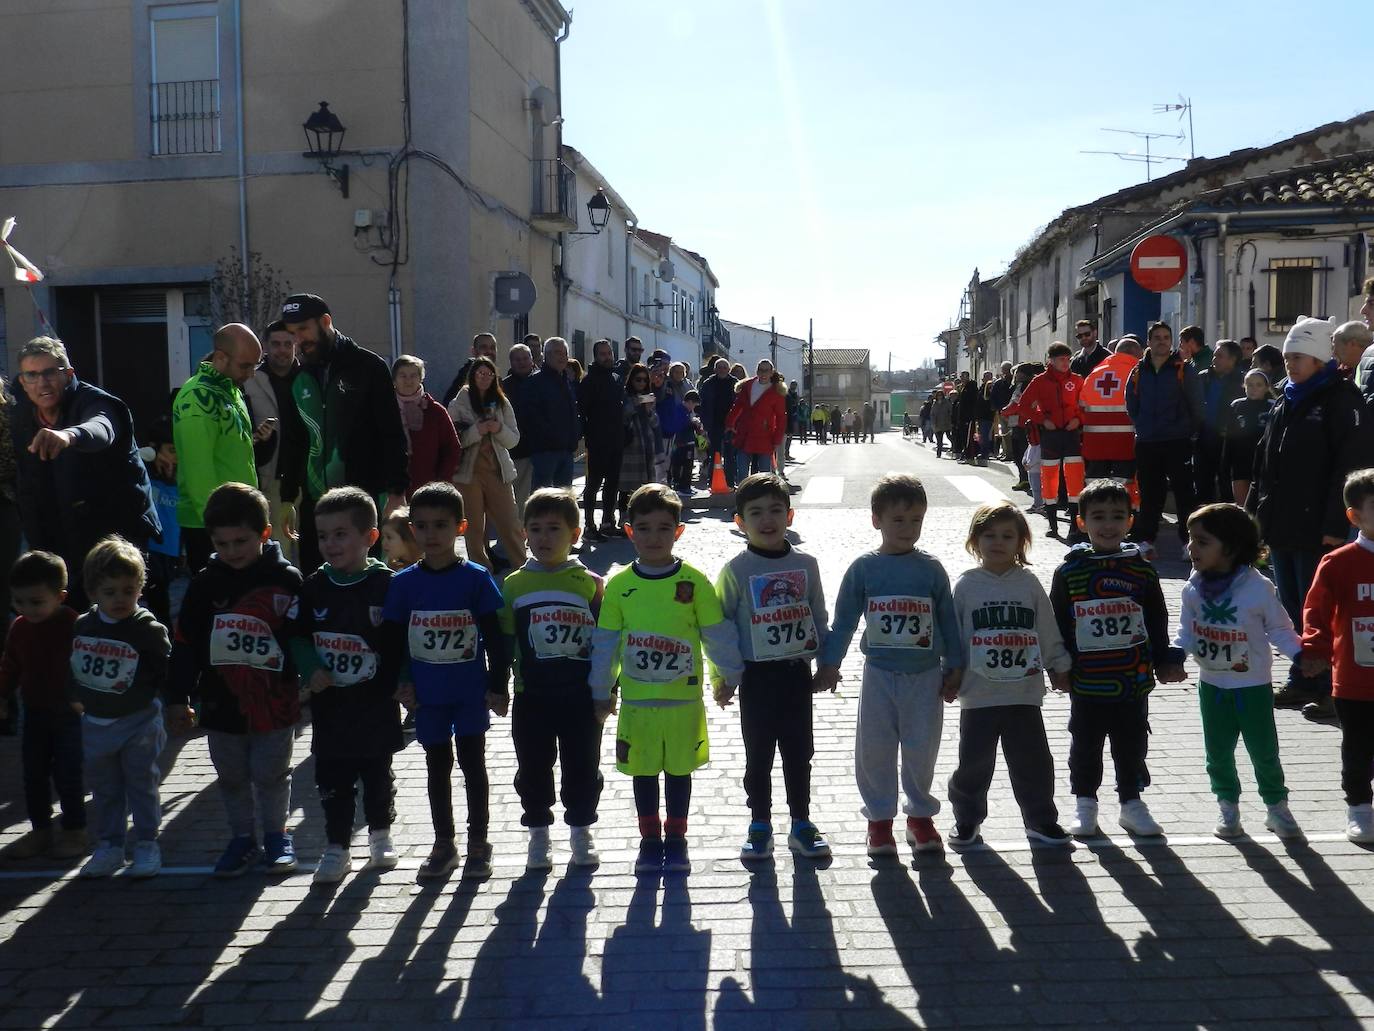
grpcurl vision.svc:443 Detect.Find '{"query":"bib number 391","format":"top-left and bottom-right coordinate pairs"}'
top-left (1192, 625), bottom-right (1250, 673)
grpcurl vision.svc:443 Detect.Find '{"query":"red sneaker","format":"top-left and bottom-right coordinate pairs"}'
top-left (866, 819), bottom-right (898, 857)
top-left (905, 816), bottom-right (943, 852)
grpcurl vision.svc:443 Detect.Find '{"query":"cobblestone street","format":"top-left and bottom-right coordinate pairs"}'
top-left (2, 434), bottom-right (1373, 1029)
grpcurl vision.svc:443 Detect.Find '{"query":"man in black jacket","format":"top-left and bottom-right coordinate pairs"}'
top-left (577, 339), bottom-right (623, 539)
top-left (697, 358), bottom-right (736, 487)
top-left (10, 336), bottom-right (160, 607)
top-left (502, 343), bottom-right (537, 510)
top-left (1070, 320), bottom-right (1111, 378)
top-left (281, 293), bottom-right (409, 573)
top-left (440, 332), bottom-right (498, 407)
top-left (953, 371), bottom-right (977, 463)
top-left (988, 361), bottom-right (1015, 459)
top-left (1194, 340), bottom-right (1245, 505)
top-left (522, 336), bottom-right (580, 490)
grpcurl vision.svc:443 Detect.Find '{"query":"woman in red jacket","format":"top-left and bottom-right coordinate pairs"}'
top-left (725, 359), bottom-right (787, 480)
top-left (392, 355), bottom-right (461, 499)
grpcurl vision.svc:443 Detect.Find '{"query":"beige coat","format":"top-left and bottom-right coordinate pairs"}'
top-left (448, 388), bottom-right (520, 484)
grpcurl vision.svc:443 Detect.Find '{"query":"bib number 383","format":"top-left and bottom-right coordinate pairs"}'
top-left (971, 630), bottom-right (1043, 682)
top-left (210, 615), bottom-right (283, 670)
top-left (70, 636), bottom-right (141, 693)
top-left (625, 631), bottom-right (693, 684)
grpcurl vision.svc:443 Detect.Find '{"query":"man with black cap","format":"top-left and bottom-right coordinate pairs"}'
top-left (521, 335), bottom-right (580, 490)
top-left (440, 332), bottom-right (499, 407)
top-left (280, 293), bottom-right (409, 572)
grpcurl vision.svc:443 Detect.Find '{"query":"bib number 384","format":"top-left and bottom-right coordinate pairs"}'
top-left (625, 632), bottom-right (693, 684)
top-left (971, 631), bottom-right (1043, 682)
top-left (210, 615), bottom-right (283, 670)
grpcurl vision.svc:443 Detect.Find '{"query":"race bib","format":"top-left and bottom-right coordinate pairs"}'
top-left (313, 632), bottom-right (378, 686)
top-left (624, 631), bottom-right (694, 684)
top-left (971, 630), bottom-right (1043, 682)
top-left (864, 596), bottom-right (933, 650)
top-left (1073, 598), bottom-right (1144, 652)
top-left (210, 614), bottom-right (284, 670)
top-left (1352, 617), bottom-right (1374, 668)
top-left (750, 602), bottom-right (818, 660)
top-left (408, 610), bottom-right (478, 664)
top-left (528, 604), bottom-right (595, 661)
top-left (1191, 621), bottom-right (1250, 673)
top-left (70, 636), bottom-right (141, 693)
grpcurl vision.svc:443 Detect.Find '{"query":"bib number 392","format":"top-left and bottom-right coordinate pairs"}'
top-left (625, 632), bottom-right (693, 684)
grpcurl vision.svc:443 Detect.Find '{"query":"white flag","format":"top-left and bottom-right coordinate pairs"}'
top-left (1, 217), bottom-right (44, 284)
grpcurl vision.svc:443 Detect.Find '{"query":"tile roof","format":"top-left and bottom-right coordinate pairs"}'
top-left (811, 348), bottom-right (870, 367)
top-left (1200, 151), bottom-right (1374, 207)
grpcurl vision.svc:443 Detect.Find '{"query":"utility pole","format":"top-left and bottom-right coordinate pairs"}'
top-left (807, 318), bottom-right (814, 407)
top-left (770, 315), bottom-right (778, 370)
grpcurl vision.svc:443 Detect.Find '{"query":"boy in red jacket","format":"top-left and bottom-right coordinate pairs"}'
top-left (1301, 468), bottom-right (1374, 843)
top-left (1018, 344), bottom-right (1086, 540)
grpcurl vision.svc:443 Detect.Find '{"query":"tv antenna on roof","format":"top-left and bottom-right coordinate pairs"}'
top-left (1081, 127), bottom-right (1187, 182)
top-left (1154, 95), bottom-right (1196, 160)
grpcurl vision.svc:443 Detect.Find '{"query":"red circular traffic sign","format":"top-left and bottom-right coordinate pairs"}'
top-left (1130, 234), bottom-right (1188, 292)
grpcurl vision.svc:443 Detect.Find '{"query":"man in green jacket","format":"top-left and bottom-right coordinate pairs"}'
top-left (173, 323), bottom-right (262, 571)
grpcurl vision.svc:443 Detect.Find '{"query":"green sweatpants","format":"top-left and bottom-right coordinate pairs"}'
top-left (1198, 682), bottom-right (1287, 804)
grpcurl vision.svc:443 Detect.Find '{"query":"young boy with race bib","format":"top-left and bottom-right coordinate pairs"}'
top-left (589, 484), bottom-right (743, 875)
top-left (169, 482), bottom-right (305, 877)
top-left (1050, 480), bottom-right (1184, 839)
top-left (947, 501), bottom-right (1072, 848)
top-left (382, 481), bottom-right (508, 881)
top-left (293, 487), bottom-right (403, 885)
top-left (815, 474), bottom-right (963, 857)
top-left (714, 473), bottom-right (832, 861)
top-left (497, 488), bottom-right (606, 871)
top-left (71, 538), bottom-right (178, 879)
top-left (1172, 503), bottom-right (1302, 840)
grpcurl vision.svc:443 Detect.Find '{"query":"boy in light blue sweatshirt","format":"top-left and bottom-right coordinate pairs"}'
top-left (816, 475), bottom-right (964, 857)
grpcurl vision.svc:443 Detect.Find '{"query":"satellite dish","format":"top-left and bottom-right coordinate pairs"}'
top-left (657, 259), bottom-right (675, 283)
top-left (529, 85), bottom-right (559, 126)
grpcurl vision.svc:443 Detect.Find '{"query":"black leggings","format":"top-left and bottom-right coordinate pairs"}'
top-left (424, 734), bottom-right (488, 842)
top-left (633, 773), bottom-right (692, 835)
top-left (1335, 698), bottom-right (1374, 806)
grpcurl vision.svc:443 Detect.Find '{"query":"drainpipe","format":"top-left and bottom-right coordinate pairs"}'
top-left (233, 0), bottom-right (248, 311)
top-left (1215, 214), bottom-right (1230, 341)
top-left (553, 14), bottom-right (570, 340)
top-left (624, 219), bottom-right (635, 342)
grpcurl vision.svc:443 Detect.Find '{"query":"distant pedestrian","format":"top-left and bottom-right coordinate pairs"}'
top-left (392, 355), bottom-right (461, 499)
top-left (1222, 369), bottom-right (1273, 507)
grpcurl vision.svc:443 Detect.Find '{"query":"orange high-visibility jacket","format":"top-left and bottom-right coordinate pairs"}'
top-left (1079, 352), bottom-right (1137, 462)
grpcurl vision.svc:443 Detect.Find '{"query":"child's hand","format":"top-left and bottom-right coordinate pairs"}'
top-left (395, 681), bottom-right (417, 711)
top-left (487, 691), bottom-right (509, 718)
top-left (1155, 663), bottom-right (1186, 684)
top-left (1048, 669), bottom-right (1070, 693)
top-left (593, 698), bottom-right (616, 724)
top-left (70, 701), bottom-right (85, 715)
top-left (305, 669), bottom-right (331, 696)
top-left (813, 666), bottom-right (841, 694)
top-left (940, 668), bottom-right (962, 701)
top-left (166, 704), bottom-right (195, 733)
top-left (713, 683), bottom-right (737, 708)
top-left (1299, 654), bottom-right (1329, 679)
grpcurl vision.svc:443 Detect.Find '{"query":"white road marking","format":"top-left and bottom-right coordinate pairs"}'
top-left (797, 475), bottom-right (844, 506)
top-left (946, 475), bottom-right (1008, 503)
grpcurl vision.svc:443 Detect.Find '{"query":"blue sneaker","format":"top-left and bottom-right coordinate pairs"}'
top-left (262, 832), bottom-right (298, 873)
top-left (787, 821), bottom-right (831, 858)
top-left (740, 821), bottom-right (774, 861)
top-left (213, 836), bottom-right (261, 878)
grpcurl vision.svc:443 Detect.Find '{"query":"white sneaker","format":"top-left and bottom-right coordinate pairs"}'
top-left (526, 826), bottom-right (553, 871)
top-left (569, 825), bottom-right (600, 868)
top-left (367, 830), bottom-right (398, 869)
top-left (1119, 799), bottom-right (1163, 837)
top-left (80, 843), bottom-right (125, 878)
top-left (1067, 797), bottom-right (1099, 838)
top-left (1264, 802), bottom-right (1303, 839)
top-left (1138, 541), bottom-right (1157, 562)
top-left (313, 844), bottom-right (353, 885)
top-left (127, 840), bottom-right (162, 878)
top-left (1214, 800), bottom-right (1243, 839)
top-left (1347, 804), bottom-right (1374, 844)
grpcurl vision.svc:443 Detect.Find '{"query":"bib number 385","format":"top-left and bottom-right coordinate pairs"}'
top-left (210, 615), bottom-right (284, 670)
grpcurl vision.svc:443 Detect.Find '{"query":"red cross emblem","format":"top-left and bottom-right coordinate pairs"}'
top-left (1094, 370), bottom-right (1121, 397)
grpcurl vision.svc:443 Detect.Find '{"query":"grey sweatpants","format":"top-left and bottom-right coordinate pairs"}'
top-left (855, 664), bottom-right (945, 820)
top-left (82, 703), bottom-right (166, 846)
top-left (206, 727), bottom-right (294, 838)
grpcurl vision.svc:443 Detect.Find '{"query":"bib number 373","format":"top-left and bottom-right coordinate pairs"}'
top-left (864, 596), bottom-right (933, 650)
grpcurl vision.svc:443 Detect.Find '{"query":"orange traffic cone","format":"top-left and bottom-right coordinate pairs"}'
top-left (710, 452), bottom-right (730, 494)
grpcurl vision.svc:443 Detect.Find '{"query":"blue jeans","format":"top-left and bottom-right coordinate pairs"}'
top-left (736, 451), bottom-right (770, 482)
top-left (977, 419), bottom-right (993, 459)
top-left (83, 703), bottom-right (166, 845)
top-left (1270, 547), bottom-right (1326, 694)
top-left (530, 450), bottom-right (574, 491)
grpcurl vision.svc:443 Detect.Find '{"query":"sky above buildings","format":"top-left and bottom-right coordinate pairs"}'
top-left (561, 0), bottom-right (1370, 369)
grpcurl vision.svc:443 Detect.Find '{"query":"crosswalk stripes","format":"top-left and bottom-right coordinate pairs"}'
top-left (796, 475), bottom-right (845, 506)
top-left (945, 475), bottom-right (1011, 503)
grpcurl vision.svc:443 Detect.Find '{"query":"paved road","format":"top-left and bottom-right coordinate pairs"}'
top-left (2, 430), bottom-right (1372, 1029)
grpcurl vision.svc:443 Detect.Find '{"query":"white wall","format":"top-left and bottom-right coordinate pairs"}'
top-left (720, 321), bottom-right (804, 386)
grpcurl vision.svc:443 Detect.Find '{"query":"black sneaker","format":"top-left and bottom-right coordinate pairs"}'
top-left (417, 840), bottom-right (458, 880)
top-left (1025, 822), bottom-right (1072, 845)
top-left (663, 836), bottom-right (691, 874)
top-left (634, 836), bottom-right (664, 873)
top-left (583, 525), bottom-right (607, 543)
top-left (462, 842), bottom-right (493, 880)
top-left (1273, 686), bottom-right (1317, 709)
top-left (948, 823), bottom-right (981, 848)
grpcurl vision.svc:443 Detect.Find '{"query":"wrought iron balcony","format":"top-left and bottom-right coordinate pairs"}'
top-left (532, 158), bottom-right (578, 231)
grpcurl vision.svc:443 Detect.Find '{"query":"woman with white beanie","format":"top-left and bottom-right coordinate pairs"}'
top-left (1247, 316), bottom-right (1371, 718)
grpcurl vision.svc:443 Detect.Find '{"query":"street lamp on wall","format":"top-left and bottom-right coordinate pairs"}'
top-left (568, 188), bottom-right (611, 236)
top-left (302, 101), bottom-right (353, 198)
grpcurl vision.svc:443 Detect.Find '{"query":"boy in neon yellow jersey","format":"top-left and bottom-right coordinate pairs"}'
top-left (589, 484), bottom-right (744, 874)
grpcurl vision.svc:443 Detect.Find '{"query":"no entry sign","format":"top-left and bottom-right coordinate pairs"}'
top-left (1130, 235), bottom-right (1187, 292)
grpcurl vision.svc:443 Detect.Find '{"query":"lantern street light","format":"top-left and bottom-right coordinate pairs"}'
top-left (302, 101), bottom-right (352, 198)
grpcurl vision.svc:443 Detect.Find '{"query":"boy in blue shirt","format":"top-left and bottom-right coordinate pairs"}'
top-left (382, 481), bottom-right (507, 880)
top-left (816, 474), bottom-right (964, 856)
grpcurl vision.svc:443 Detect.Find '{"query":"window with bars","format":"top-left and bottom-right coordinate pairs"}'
top-left (150, 4), bottom-right (221, 155)
top-left (1266, 257), bottom-right (1323, 330)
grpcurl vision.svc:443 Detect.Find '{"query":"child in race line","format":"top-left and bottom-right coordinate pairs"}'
top-left (169, 482), bottom-right (305, 877)
top-left (816, 474), bottom-right (964, 856)
top-left (0, 552), bottom-right (86, 861)
top-left (948, 501), bottom-right (1072, 847)
top-left (497, 488), bottom-right (606, 870)
top-left (1299, 469), bottom-right (1374, 842)
top-left (590, 483), bottom-right (744, 874)
top-left (1170, 503), bottom-right (1302, 839)
top-left (714, 473), bottom-right (832, 860)
top-left (293, 487), bottom-right (403, 885)
top-left (380, 507), bottom-right (423, 571)
top-left (70, 538), bottom-right (178, 878)
top-left (382, 481), bottom-right (508, 880)
top-left (1051, 480), bottom-right (1185, 839)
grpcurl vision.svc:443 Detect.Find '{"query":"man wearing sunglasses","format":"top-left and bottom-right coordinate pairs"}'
top-left (614, 335), bottom-right (645, 378)
top-left (1069, 320), bottom-right (1111, 378)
